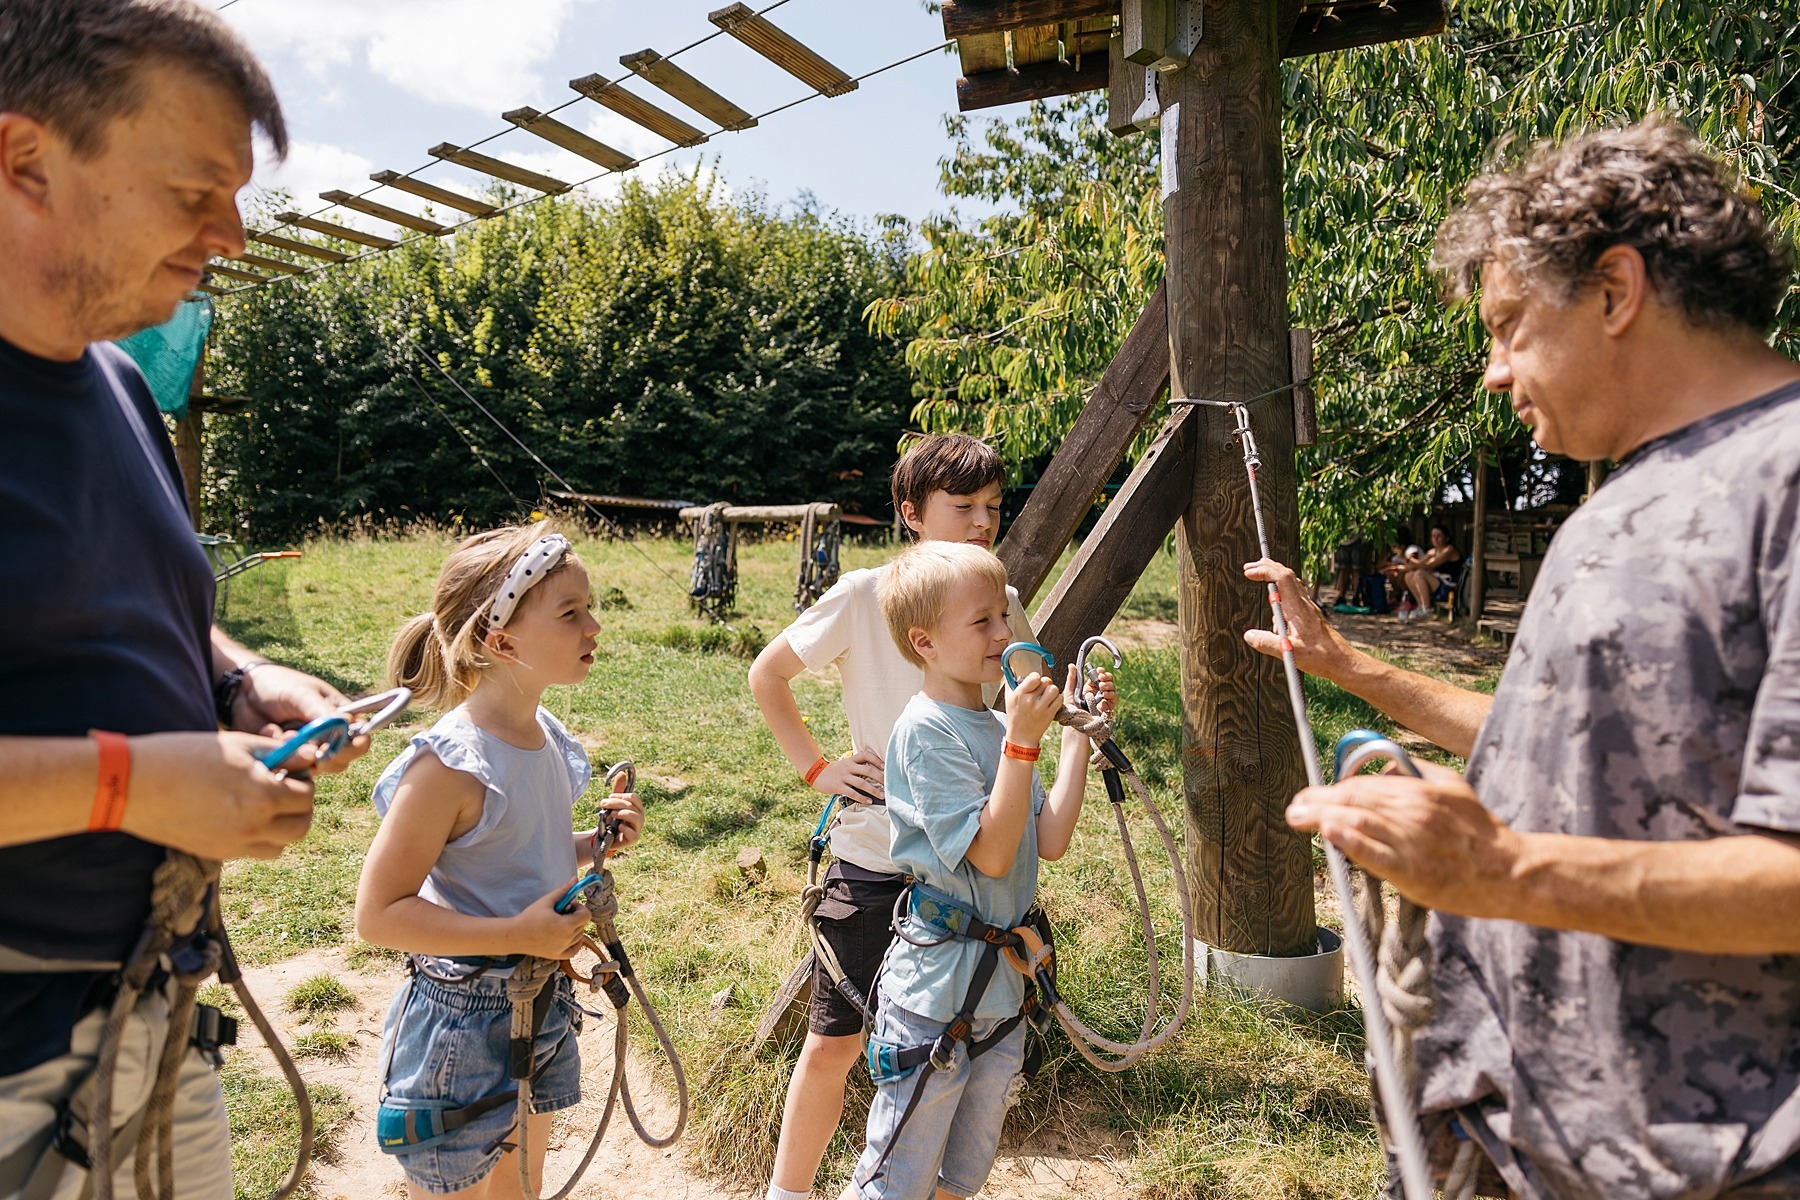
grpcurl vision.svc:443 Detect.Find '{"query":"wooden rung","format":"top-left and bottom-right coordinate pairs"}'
top-left (206, 262), bottom-right (270, 283)
top-left (235, 252), bottom-right (307, 276)
top-left (568, 75), bottom-right (708, 146)
top-left (503, 107), bottom-right (637, 172)
top-left (248, 231), bottom-right (350, 262)
top-left (708, 3), bottom-right (858, 97)
top-left (370, 170), bottom-right (498, 216)
top-left (194, 283), bottom-right (228, 296)
top-left (619, 50), bottom-right (757, 130)
top-left (429, 143), bottom-right (572, 194)
top-left (275, 212), bottom-right (399, 249)
top-left (320, 189), bottom-right (451, 235)
top-left (941, 0), bottom-right (1118, 38)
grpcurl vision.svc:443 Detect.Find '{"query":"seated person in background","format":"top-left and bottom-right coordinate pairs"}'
top-left (1401, 524), bottom-right (1462, 621)
top-left (1326, 534), bottom-right (1370, 606)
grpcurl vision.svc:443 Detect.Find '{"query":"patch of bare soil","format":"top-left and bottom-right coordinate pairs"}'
top-left (232, 949), bottom-right (1139, 1200)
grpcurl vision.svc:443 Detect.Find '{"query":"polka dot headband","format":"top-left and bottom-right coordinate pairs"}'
top-left (488, 534), bottom-right (572, 627)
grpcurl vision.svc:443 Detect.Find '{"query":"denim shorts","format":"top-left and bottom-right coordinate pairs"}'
top-left (377, 968), bottom-right (583, 1195)
top-left (851, 1000), bottom-right (1026, 1200)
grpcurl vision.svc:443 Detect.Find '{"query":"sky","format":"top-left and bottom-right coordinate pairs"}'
top-left (220, 0), bottom-right (1001, 240)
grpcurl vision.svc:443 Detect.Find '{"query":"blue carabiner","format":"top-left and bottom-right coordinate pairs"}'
top-left (557, 872), bottom-right (605, 914)
top-left (1000, 641), bottom-right (1055, 690)
top-left (1332, 728), bottom-right (1424, 782)
top-left (257, 715), bottom-right (352, 775)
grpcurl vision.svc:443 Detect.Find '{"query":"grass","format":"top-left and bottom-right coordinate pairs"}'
top-left (285, 975), bottom-right (358, 1019)
top-left (221, 1053), bottom-right (353, 1200)
top-left (212, 528), bottom-right (1500, 1199)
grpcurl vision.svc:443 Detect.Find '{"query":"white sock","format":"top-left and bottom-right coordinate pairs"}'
top-left (766, 1186), bottom-right (810, 1200)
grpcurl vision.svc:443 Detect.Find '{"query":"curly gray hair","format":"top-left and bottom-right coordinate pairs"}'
top-left (1432, 117), bottom-right (1790, 333)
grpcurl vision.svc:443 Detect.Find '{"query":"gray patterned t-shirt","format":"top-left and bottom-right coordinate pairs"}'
top-left (1417, 381), bottom-right (1800, 1199)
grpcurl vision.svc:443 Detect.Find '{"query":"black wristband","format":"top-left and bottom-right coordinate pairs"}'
top-left (213, 660), bottom-right (269, 728)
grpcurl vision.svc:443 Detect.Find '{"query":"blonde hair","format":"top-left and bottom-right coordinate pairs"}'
top-left (386, 520), bottom-right (578, 710)
top-left (878, 541), bottom-right (1009, 667)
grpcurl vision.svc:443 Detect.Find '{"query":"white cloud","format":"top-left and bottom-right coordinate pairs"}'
top-left (232, 0), bottom-right (578, 114)
top-left (250, 138), bottom-right (373, 210)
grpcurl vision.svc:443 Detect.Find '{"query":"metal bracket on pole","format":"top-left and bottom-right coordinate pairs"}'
top-left (1132, 66), bottom-right (1161, 130)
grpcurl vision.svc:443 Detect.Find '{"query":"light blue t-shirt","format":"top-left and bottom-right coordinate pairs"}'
top-left (371, 706), bottom-right (590, 921)
top-left (882, 694), bottom-right (1046, 1022)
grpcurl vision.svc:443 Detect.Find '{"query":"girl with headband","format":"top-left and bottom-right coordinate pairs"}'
top-left (353, 522), bottom-right (645, 1198)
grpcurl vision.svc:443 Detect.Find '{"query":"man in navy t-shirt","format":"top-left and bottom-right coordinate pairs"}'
top-left (0, 3), bottom-right (368, 1195)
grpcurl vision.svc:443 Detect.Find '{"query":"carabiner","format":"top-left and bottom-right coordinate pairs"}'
top-left (591, 759), bottom-right (636, 862)
top-left (556, 872), bottom-right (604, 914)
top-left (1332, 729), bottom-right (1424, 782)
top-left (256, 686), bottom-right (413, 776)
top-left (1074, 635), bottom-right (1122, 711)
top-left (1001, 641), bottom-right (1055, 690)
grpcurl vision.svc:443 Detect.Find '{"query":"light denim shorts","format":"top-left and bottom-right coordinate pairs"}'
top-left (377, 968), bottom-right (583, 1195)
top-left (851, 1000), bottom-right (1026, 1200)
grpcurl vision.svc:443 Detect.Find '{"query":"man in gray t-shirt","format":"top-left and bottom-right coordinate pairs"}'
top-left (1249, 120), bottom-right (1800, 1199)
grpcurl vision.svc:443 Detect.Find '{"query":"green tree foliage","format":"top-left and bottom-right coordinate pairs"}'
top-left (870, 0), bottom-right (1799, 561)
top-left (208, 175), bottom-right (911, 539)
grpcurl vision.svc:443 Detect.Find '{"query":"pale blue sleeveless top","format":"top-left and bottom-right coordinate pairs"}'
top-left (371, 706), bottom-right (590, 919)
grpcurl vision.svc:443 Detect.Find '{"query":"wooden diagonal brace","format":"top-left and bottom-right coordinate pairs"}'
top-left (996, 280), bottom-right (1169, 606)
top-left (1029, 404), bottom-right (1197, 671)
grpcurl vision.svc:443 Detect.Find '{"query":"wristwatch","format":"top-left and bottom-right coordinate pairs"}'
top-left (213, 660), bottom-right (270, 728)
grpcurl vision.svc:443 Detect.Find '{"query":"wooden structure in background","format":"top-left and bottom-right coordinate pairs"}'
top-left (969, 0), bottom-right (1443, 958)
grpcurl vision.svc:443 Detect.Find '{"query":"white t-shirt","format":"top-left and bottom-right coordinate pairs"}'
top-left (784, 565), bottom-right (1036, 874)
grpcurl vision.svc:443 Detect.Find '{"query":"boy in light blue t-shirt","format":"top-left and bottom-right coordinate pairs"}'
top-left (847, 542), bottom-right (1111, 1200)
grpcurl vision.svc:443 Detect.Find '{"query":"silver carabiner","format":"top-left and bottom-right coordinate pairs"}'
top-left (1074, 636), bottom-right (1122, 712)
top-left (1333, 730), bottom-right (1423, 782)
top-left (342, 687), bottom-right (412, 739)
top-left (604, 760), bottom-right (636, 794)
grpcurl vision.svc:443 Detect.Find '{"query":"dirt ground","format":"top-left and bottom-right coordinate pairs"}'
top-left (234, 950), bottom-right (1131, 1200)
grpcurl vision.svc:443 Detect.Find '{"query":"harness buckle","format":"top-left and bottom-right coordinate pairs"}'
top-left (191, 1002), bottom-right (239, 1067)
top-left (929, 1023), bottom-right (966, 1073)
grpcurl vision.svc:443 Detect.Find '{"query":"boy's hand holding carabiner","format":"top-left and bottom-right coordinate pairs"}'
top-left (1006, 670), bottom-right (1063, 747)
top-left (1082, 667), bottom-right (1117, 718)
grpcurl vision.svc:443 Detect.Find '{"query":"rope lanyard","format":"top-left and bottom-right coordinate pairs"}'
top-left (1222, 400), bottom-right (1436, 1200)
top-left (511, 761), bottom-right (688, 1200)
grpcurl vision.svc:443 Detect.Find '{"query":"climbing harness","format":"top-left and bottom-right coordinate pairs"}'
top-left (856, 639), bottom-right (1196, 1190)
top-left (1221, 396), bottom-right (1436, 1200)
top-left (27, 851), bottom-right (316, 1200)
top-left (996, 639), bottom-right (1196, 1072)
top-left (377, 759), bottom-right (687, 1200)
top-left (793, 503), bottom-right (842, 613)
top-left (796, 794), bottom-right (882, 1027)
top-left (688, 502), bottom-right (737, 613)
top-left (257, 687), bottom-right (412, 778)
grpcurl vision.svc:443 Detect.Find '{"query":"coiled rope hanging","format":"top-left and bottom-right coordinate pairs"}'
top-left (1218, 398), bottom-right (1438, 1200)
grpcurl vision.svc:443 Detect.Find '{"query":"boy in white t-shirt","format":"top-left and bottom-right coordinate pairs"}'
top-left (748, 435), bottom-right (1035, 1200)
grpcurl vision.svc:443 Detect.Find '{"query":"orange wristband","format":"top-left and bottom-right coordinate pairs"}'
top-left (88, 730), bottom-right (130, 832)
top-left (1002, 740), bottom-right (1041, 762)
top-left (803, 756), bottom-right (830, 787)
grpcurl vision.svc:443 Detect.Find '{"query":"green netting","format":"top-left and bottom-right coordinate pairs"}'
top-left (115, 297), bottom-right (213, 420)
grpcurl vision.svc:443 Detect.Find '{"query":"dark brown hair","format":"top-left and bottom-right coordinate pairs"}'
top-left (890, 433), bottom-right (1005, 542)
top-left (0, 0), bottom-right (287, 159)
top-left (1432, 117), bottom-right (1791, 333)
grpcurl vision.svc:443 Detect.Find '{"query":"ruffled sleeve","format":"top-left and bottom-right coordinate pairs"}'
top-left (369, 712), bottom-right (507, 847)
top-left (538, 708), bottom-right (593, 802)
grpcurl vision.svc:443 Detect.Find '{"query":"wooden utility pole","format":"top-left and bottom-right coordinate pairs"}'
top-left (1470, 447), bottom-right (1488, 623)
top-left (175, 353), bottom-right (206, 531)
top-left (1163, 0), bottom-right (1314, 957)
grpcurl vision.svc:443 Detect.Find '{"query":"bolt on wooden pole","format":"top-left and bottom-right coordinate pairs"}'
top-left (1163, 0), bottom-right (1315, 958)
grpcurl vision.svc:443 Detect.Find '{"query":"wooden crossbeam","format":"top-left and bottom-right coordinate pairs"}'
top-left (619, 50), bottom-right (758, 130)
top-left (206, 262), bottom-right (270, 283)
top-left (1286, 0), bottom-right (1446, 56)
top-left (370, 170), bottom-right (498, 217)
top-left (941, 0), bottom-right (1116, 38)
top-left (957, 52), bottom-right (1109, 111)
top-left (995, 281), bottom-right (1169, 605)
top-left (569, 75), bottom-right (708, 146)
top-left (320, 190), bottom-right (450, 236)
top-left (249, 231), bottom-right (351, 262)
top-left (428, 144), bottom-right (572, 194)
top-left (194, 283), bottom-right (228, 296)
top-left (1030, 405), bottom-right (1197, 670)
top-left (235, 252), bottom-right (307, 276)
top-left (275, 213), bottom-right (400, 249)
top-left (709, 3), bottom-right (858, 97)
top-left (503, 107), bottom-right (637, 172)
